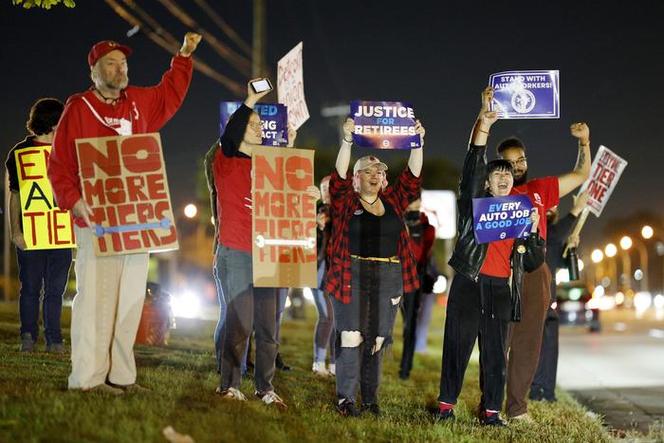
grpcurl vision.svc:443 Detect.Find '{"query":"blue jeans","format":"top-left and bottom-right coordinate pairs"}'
top-left (216, 245), bottom-right (278, 393)
top-left (313, 261), bottom-right (335, 363)
top-left (213, 245), bottom-right (227, 373)
top-left (16, 247), bottom-right (73, 344)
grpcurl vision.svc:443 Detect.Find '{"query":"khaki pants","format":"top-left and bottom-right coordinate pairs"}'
top-left (68, 227), bottom-right (149, 389)
top-left (505, 263), bottom-right (552, 417)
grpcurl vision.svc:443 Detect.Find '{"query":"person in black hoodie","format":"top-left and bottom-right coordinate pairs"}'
top-left (530, 191), bottom-right (588, 402)
top-left (5, 98), bottom-right (72, 353)
top-left (436, 88), bottom-right (544, 426)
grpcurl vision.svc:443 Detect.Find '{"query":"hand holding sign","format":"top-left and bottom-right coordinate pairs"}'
top-left (179, 32), bottom-right (202, 57)
top-left (572, 190), bottom-right (589, 214)
top-left (343, 118), bottom-right (355, 142)
top-left (481, 86), bottom-right (494, 112)
top-left (414, 119), bottom-right (426, 147)
top-left (570, 122), bottom-right (590, 145)
top-left (529, 208), bottom-right (540, 233)
top-left (287, 125), bottom-right (297, 148)
top-left (73, 198), bottom-right (94, 228)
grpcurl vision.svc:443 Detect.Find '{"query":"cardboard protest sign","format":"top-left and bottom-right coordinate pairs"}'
top-left (219, 101), bottom-right (289, 146)
top-left (252, 146), bottom-right (317, 288)
top-left (350, 101), bottom-right (421, 150)
top-left (277, 41), bottom-right (309, 129)
top-left (14, 145), bottom-right (75, 250)
top-left (76, 133), bottom-right (178, 256)
top-left (581, 145), bottom-right (627, 217)
top-left (489, 70), bottom-right (560, 119)
top-left (421, 190), bottom-right (457, 239)
top-left (472, 195), bottom-right (533, 244)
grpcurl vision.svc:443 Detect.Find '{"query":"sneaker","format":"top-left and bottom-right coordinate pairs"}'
top-left (257, 390), bottom-right (287, 410)
top-left (215, 386), bottom-right (247, 401)
top-left (20, 333), bottom-right (35, 352)
top-left (83, 384), bottom-right (124, 396)
top-left (327, 363), bottom-right (336, 376)
top-left (435, 408), bottom-right (455, 422)
top-left (46, 343), bottom-right (66, 354)
top-left (480, 411), bottom-right (506, 427)
top-left (336, 398), bottom-right (360, 417)
top-left (275, 353), bottom-right (291, 371)
top-left (312, 361), bottom-right (331, 376)
top-left (510, 412), bottom-right (534, 423)
top-left (361, 403), bottom-right (381, 416)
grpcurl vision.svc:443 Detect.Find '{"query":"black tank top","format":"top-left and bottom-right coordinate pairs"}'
top-left (349, 200), bottom-right (401, 257)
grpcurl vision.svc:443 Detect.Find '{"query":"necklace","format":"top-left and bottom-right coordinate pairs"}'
top-left (94, 88), bottom-right (120, 104)
top-left (359, 195), bottom-right (380, 205)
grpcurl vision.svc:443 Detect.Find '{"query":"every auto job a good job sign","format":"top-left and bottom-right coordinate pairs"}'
top-left (76, 133), bottom-right (178, 256)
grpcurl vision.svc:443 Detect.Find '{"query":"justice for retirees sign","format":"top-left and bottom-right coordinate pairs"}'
top-left (472, 195), bottom-right (534, 244)
top-left (350, 100), bottom-right (421, 150)
top-left (581, 145), bottom-right (628, 217)
top-left (75, 133), bottom-right (178, 256)
top-left (489, 70), bottom-right (560, 119)
top-left (252, 146), bottom-right (317, 288)
top-left (14, 145), bottom-right (76, 250)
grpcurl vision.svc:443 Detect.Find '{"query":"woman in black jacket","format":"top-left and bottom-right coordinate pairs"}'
top-left (436, 88), bottom-right (544, 426)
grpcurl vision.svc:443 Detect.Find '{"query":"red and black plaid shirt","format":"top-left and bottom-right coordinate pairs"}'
top-left (324, 167), bottom-right (422, 303)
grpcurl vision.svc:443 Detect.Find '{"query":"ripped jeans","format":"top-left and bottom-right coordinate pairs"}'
top-left (332, 258), bottom-right (402, 404)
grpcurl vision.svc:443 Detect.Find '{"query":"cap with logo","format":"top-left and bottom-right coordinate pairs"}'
top-left (353, 155), bottom-right (388, 175)
top-left (88, 41), bottom-right (132, 67)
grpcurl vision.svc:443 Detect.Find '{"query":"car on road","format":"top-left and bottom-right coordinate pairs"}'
top-left (556, 281), bottom-right (601, 332)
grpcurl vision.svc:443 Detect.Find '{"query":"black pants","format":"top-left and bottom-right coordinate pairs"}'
top-left (438, 273), bottom-right (511, 411)
top-left (530, 306), bottom-right (559, 400)
top-left (399, 289), bottom-right (421, 378)
top-left (332, 259), bottom-right (402, 404)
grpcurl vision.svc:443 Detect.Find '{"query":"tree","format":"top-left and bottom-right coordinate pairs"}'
top-left (12, 0), bottom-right (75, 9)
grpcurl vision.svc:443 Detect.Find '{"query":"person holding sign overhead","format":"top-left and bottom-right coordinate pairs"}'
top-left (6, 98), bottom-right (73, 353)
top-left (324, 116), bottom-right (424, 417)
top-left (47, 33), bottom-right (201, 395)
top-left (496, 99), bottom-right (591, 422)
top-left (436, 88), bottom-right (544, 426)
top-left (205, 79), bottom-right (303, 410)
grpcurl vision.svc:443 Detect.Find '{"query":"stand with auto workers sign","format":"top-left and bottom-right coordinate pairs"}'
top-left (75, 133), bottom-right (178, 256)
top-left (252, 146), bottom-right (317, 288)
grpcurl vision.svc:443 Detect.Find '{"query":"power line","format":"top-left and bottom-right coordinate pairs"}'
top-left (104, 0), bottom-right (245, 95)
top-left (192, 0), bottom-right (252, 58)
top-left (156, 0), bottom-right (251, 76)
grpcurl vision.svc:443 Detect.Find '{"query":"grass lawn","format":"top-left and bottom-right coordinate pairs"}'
top-left (0, 300), bottom-right (610, 442)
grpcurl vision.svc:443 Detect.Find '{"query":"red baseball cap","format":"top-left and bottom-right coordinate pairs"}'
top-left (88, 40), bottom-right (132, 67)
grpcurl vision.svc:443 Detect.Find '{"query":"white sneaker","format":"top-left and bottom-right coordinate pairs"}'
top-left (312, 361), bottom-right (330, 376)
top-left (328, 363), bottom-right (336, 376)
top-left (215, 386), bottom-right (247, 401)
top-left (256, 390), bottom-right (288, 410)
top-left (510, 412), bottom-right (534, 423)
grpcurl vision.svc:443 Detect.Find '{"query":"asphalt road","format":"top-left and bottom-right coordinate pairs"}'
top-left (558, 308), bottom-right (664, 434)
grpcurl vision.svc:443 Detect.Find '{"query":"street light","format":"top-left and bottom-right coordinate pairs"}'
top-left (620, 235), bottom-right (633, 250)
top-left (642, 225), bottom-right (654, 240)
top-left (605, 243), bottom-right (617, 257)
top-left (184, 203), bottom-right (198, 219)
top-left (591, 249), bottom-right (604, 263)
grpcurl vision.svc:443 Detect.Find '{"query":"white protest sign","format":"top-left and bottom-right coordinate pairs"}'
top-left (581, 145), bottom-right (628, 217)
top-left (277, 42), bottom-right (309, 129)
top-left (421, 190), bottom-right (457, 239)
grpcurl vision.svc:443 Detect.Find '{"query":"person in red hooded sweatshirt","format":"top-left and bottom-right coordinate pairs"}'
top-left (47, 33), bottom-right (201, 395)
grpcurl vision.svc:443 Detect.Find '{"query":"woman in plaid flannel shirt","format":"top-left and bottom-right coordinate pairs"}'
top-left (325, 117), bottom-right (425, 417)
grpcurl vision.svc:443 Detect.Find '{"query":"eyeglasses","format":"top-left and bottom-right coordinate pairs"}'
top-left (508, 157), bottom-right (527, 167)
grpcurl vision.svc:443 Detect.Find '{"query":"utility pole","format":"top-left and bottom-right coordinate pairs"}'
top-left (252, 0), bottom-right (266, 78)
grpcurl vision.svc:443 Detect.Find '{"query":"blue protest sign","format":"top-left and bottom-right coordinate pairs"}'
top-left (489, 70), bottom-right (560, 119)
top-left (350, 100), bottom-right (420, 150)
top-left (472, 195), bottom-right (533, 244)
top-left (219, 101), bottom-right (289, 146)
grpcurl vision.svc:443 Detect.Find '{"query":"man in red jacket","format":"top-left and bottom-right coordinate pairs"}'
top-left (47, 33), bottom-right (201, 394)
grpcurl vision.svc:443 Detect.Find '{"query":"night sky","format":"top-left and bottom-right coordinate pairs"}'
top-left (1, 1), bottom-right (663, 249)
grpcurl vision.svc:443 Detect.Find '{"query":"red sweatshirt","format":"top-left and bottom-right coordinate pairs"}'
top-left (48, 55), bottom-right (193, 227)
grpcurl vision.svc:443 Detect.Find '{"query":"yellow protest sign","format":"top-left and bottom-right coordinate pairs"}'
top-left (14, 146), bottom-right (76, 249)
